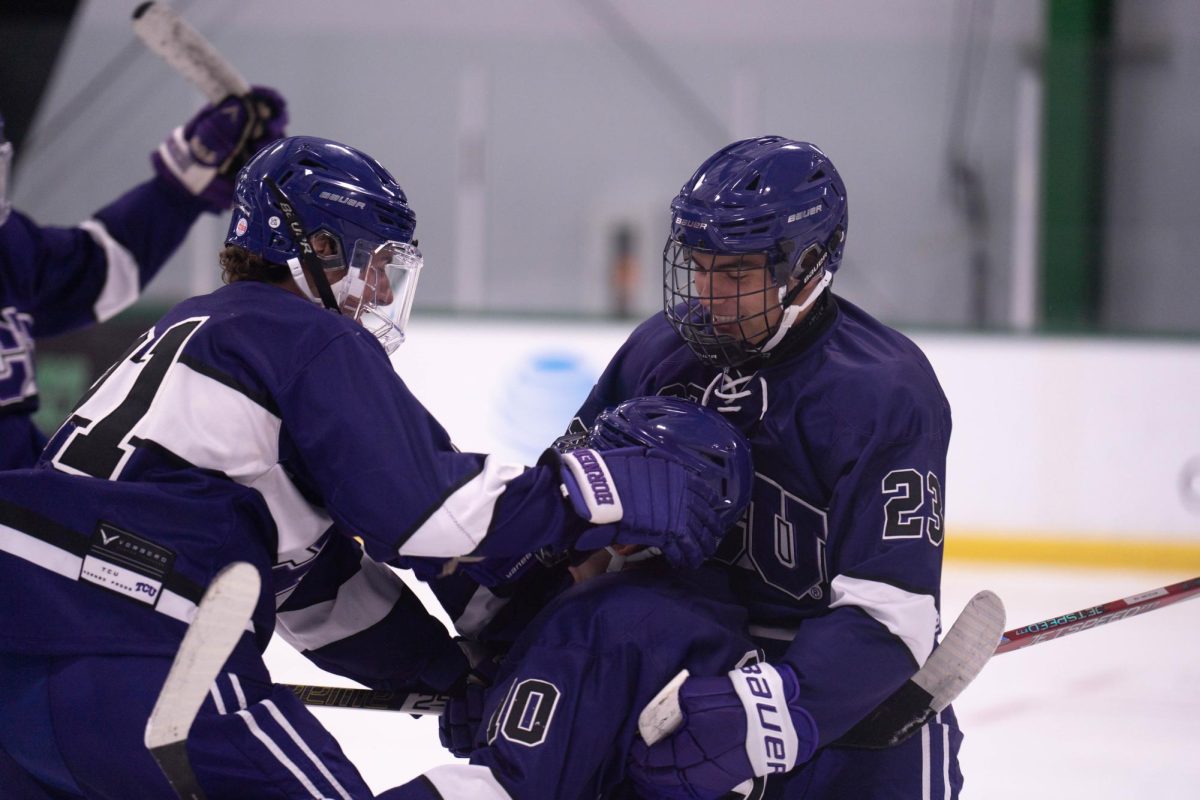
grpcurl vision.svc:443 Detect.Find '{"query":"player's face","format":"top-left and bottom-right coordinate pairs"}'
top-left (350, 248), bottom-right (396, 307)
top-left (309, 234), bottom-right (395, 310)
top-left (690, 251), bottom-right (780, 344)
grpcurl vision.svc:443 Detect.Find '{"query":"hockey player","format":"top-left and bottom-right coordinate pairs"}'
top-left (388, 396), bottom-right (760, 800)
top-left (0, 136), bottom-right (727, 799)
top-left (426, 137), bottom-right (960, 799)
top-left (0, 91), bottom-right (287, 470)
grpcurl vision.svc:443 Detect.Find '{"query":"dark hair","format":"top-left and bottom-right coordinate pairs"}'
top-left (219, 245), bottom-right (291, 285)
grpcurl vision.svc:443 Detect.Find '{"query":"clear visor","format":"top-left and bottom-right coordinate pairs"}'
top-left (0, 139), bottom-right (12, 226)
top-left (335, 240), bottom-right (423, 354)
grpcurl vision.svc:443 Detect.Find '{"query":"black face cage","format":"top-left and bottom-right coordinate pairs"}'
top-left (662, 238), bottom-right (785, 369)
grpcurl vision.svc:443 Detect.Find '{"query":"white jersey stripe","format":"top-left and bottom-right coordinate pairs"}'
top-left (0, 523), bottom-right (80, 580)
top-left (828, 575), bottom-right (938, 666)
top-left (80, 219), bottom-right (140, 323)
top-left (940, 712), bottom-right (951, 798)
top-left (155, 589), bottom-right (200, 626)
top-left (209, 684), bottom-right (227, 715)
top-left (422, 763), bottom-right (514, 800)
top-left (230, 673), bottom-right (248, 711)
top-left (236, 706), bottom-right (326, 799)
top-left (399, 455), bottom-right (526, 557)
top-left (0, 521), bottom-right (263, 639)
top-left (921, 720), bottom-right (931, 800)
top-left (0, 522), bottom-right (221, 629)
top-left (138, 363), bottom-right (335, 555)
top-left (275, 557), bottom-right (404, 651)
top-left (262, 699), bottom-right (353, 800)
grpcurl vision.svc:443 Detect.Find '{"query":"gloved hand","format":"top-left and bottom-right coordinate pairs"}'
top-left (456, 551), bottom-right (540, 588)
top-left (628, 663), bottom-right (818, 799)
top-left (394, 553), bottom-right (540, 588)
top-left (557, 446), bottom-right (725, 569)
top-left (439, 639), bottom-right (503, 758)
top-left (152, 85), bottom-right (288, 211)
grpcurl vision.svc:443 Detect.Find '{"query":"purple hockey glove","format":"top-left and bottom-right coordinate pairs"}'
top-left (439, 639), bottom-right (502, 758)
top-left (152, 85), bottom-right (288, 211)
top-left (628, 663), bottom-right (818, 799)
top-left (558, 447), bottom-right (724, 569)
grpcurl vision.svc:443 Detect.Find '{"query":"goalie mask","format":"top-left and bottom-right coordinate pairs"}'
top-left (663, 137), bottom-right (847, 368)
top-left (0, 113), bottom-right (12, 227)
top-left (226, 136), bottom-right (422, 354)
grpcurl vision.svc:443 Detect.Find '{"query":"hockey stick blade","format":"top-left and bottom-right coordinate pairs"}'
top-left (145, 561), bottom-right (260, 800)
top-left (839, 576), bottom-right (1200, 749)
top-left (283, 683), bottom-right (448, 715)
top-left (133, 2), bottom-right (250, 102)
top-left (637, 668), bottom-right (690, 746)
top-left (837, 589), bottom-right (1006, 749)
top-left (635, 594), bottom-right (1006, 750)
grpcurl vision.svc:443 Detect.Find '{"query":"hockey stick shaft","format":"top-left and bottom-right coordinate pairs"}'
top-left (284, 576), bottom-right (1200, 756)
top-left (145, 561), bottom-right (261, 800)
top-left (283, 683), bottom-right (448, 715)
top-left (132, 2), bottom-right (249, 102)
top-left (994, 574), bottom-right (1200, 654)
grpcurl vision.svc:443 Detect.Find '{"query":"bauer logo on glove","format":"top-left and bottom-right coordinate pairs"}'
top-left (558, 448), bottom-right (624, 524)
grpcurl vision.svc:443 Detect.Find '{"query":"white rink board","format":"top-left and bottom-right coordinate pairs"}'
top-left (395, 316), bottom-right (1200, 539)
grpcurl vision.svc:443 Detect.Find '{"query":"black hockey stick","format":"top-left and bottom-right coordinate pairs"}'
top-left (287, 577), bottom-right (1200, 759)
top-left (289, 592), bottom-right (1008, 748)
top-left (282, 683), bottom-right (448, 715)
top-left (145, 562), bottom-right (260, 800)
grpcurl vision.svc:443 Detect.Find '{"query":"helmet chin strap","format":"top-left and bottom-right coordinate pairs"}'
top-left (758, 270), bottom-right (832, 356)
top-left (285, 259), bottom-right (345, 310)
top-left (266, 177), bottom-right (340, 312)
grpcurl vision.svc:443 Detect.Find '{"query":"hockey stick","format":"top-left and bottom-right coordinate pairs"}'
top-left (835, 589), bottom-right (1005, 748)
top-left (835, 575), bottom-right (1200, 748)
top-left (995, 574), bottom-right (1200, 654)
top-left (132, 2), bottom-right (250, 103)
top-left (638, 590), bottom-right (1005, 750)
top-left (282, 683), bottom-right (448, 715)
top-left (145, 561), bottom-right (261, 800)
top-left (283, 577), bottom-right (1200, 750)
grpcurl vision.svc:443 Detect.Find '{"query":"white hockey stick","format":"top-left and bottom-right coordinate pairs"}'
top-left (836, 589), bottom-right (1005, 748)
top-left (132, 2), bottom-right (249, 103)
top-left (145, 561), bottom-right (261, 800)
top-left (637, 590), bottom-right (1007, 750)
top-left (839, 576), bottom-right (1200, 747)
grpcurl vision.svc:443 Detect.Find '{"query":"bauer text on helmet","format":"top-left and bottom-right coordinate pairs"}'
top-left (226, 136), bottom-right (422, 353)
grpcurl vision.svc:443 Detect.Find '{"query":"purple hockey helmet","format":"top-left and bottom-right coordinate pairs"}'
top-left (663, 137), bottom-right (848, 368)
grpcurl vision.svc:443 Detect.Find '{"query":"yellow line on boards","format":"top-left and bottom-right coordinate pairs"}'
top-left (945, 531), bottom-right (1200, 572)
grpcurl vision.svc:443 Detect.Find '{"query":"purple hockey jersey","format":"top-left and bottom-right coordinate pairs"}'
top-left (0, 176), bottom-right (208, 469)
top-left (0, 279), bottom-right (587, 688)
top-left (572, 296), bottom-right (952, 744)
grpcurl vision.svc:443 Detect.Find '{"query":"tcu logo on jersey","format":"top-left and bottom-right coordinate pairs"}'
top-left (0, 305), bottom-right (36, 407)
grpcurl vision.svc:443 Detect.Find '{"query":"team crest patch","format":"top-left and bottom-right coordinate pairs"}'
top-left (235, 217), bottom-right (248, 237)
top-left (80, 522), bottom-right (176, 608)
